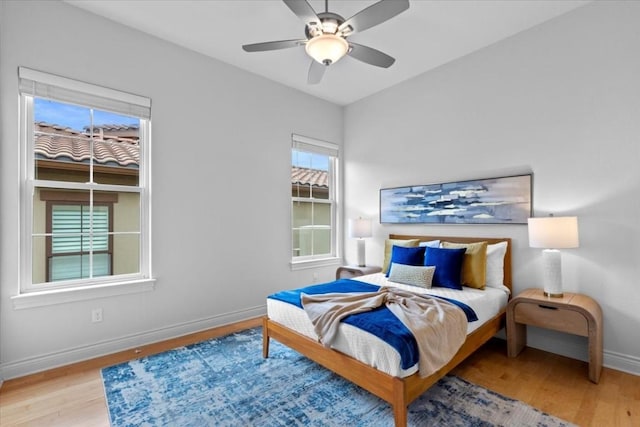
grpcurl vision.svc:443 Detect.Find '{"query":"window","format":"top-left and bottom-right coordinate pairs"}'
top-left (291, 134), bottom-right (339, 265)
top-left (42, 191), bottom-right (116, 281)
top-left (49, 203), bottom-right (111, 281)
top-left (18, 67), bottom-right (152, 294)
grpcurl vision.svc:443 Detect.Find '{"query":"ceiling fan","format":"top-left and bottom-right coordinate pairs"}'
top-left (242, 0), bottom-right (410, 84)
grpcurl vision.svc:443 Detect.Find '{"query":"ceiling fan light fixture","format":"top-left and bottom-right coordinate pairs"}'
top-left (305, 34), bottom-right (349, 66)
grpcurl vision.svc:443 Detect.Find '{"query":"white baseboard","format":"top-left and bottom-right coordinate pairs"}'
top-left (524, 329), bottom-right (640, 377)
top-left (604, 349), bottom-right (640, 376)
top-left (527, 341), bottom-right (640, 377)
top-left (1, 305), bottom-right (266, 381)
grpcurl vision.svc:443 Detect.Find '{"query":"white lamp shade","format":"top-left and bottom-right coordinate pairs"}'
top-left (349, 218), bottom-right (372, 239)
top-left (305, 34), bottom-right (349, 65)
top-left (528, 216), bottom-right (579, 249)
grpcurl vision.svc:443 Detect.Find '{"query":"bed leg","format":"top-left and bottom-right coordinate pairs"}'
top-left (262, 317), bottom-right (270, 358)
top-left (392, 377), bottom-right (408, 427)
top-left (393, 406), bottom-right (407, 427)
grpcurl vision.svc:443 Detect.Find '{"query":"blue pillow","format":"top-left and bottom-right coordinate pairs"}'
top-left (386, 245), bottom-right (427, 276)
top-left (424, 246), bottom-right (466, 290)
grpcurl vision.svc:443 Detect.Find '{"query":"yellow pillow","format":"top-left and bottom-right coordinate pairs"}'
top-left (382, 239), bottom-right (420, 274)
top-left (441, 241), bottom-right (488, 289)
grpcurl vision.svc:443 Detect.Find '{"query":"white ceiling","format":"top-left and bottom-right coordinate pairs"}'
top-left (65, 0), bottom-right (589, 106)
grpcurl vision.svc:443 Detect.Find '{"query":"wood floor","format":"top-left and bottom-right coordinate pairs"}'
top-left (1, 318), bottom-right (638, 426)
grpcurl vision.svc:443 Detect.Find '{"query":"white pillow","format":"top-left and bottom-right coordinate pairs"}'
top-left (418, 239), bottom-right (440, 248)
top-left (388, 263), bottom-right (435, 288)
top-left (485, 241), bottom-right (508, 288)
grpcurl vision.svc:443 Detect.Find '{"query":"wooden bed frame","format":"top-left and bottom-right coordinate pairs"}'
top-left (263, 235), bottom-right (512, 427)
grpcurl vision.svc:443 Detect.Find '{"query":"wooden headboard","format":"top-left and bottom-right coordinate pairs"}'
top-left (389, 234), bottom-right (513, 294)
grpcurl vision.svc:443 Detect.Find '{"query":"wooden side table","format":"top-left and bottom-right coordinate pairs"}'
top-left (506, 288), bottom-right (603, 383)
top-left (336, 265), bottom-right (382, 280)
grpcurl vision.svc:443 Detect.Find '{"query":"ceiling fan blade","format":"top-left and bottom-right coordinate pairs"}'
top-left (242, 39), bottom-right (306, 52)
top-left (348, 42), bottom-right (395, 68)
top-left (307, 60), bottom-right (326, 84)
top-left (283, 0), bottom-right (320, 25)
top-left (339, 0), bottom-right (409, 34)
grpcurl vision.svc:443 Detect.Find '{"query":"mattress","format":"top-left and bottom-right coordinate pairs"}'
top-left (266, 273), bottom-right (510, 377)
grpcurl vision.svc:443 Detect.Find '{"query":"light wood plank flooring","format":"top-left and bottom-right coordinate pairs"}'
top-left (1, 318), bottom-right (638, 426)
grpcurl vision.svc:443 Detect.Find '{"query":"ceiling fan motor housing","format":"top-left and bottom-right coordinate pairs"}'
top-left (304, 12), bottom-right (351, 38)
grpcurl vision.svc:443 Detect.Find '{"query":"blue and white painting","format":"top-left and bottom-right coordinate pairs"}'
top-left (380, 174), bottom-right (532, 224)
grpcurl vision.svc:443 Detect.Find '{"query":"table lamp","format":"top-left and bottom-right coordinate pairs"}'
top-left (349, 217), bottom-right (372, 267)
top-left (528, 215), bottom-right (579, 297)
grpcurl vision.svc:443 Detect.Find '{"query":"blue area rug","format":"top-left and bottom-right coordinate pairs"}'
top-left (102, 328), bottom-right (574, 426)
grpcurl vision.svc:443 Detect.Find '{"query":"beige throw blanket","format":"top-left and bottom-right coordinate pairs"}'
top-left (301, 287), bottom-right (467, 377)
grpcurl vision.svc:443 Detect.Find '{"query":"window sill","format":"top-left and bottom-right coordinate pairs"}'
top-left (290, 257), bottom-right (341, 271)
top-left (11, 278), bottom-right (156, 310)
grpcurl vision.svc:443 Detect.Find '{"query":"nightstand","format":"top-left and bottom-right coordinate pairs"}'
top-left (506, 288), bottom-right (603, 383)
top-left (336, 265), bottom-right (382, 279)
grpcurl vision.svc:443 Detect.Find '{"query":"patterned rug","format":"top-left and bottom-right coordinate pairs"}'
top-left (102, 328), bottom-right (574, 426)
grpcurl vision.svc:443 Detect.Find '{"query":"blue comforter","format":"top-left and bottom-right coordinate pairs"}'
top-left (268, 279), bottom-right (477, 370)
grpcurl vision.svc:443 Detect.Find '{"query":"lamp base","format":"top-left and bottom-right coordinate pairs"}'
top-left (543, 290), bottom-right (564, 298)
top-left (356, 239), bottom-right (366, 267)
top-left (541, 249), bottom-right (563, 298)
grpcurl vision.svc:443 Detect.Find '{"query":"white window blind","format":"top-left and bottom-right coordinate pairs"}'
top-left (51, 205), bottom-right (109, 254)
top-left (19, 67), bottom-right (151, 119)
top-left (292, 133), bottom-right (339, 157)
top-left (50, 205), bottom-right (111, 281)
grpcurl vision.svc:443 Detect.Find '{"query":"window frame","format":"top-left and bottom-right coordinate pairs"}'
top-left (15, 67), bottom-right (154, 304)
top-left (290, 134), bottom-right (341, 270)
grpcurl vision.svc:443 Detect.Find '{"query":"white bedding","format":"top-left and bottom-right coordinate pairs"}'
top-left (266, 273), bottom-right (510, 378)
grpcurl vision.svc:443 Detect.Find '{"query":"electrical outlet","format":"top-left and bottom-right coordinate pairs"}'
top-left (91, 308), bottom-right (103, 323)
top-left (312, 272), bottom-right (319, 283)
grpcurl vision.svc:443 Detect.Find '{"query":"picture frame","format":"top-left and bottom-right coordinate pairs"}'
top-left (380, 174), bottom-right (532, 224)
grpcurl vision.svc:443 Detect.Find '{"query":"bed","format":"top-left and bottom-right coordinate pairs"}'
top-left (263, 234), bottom-right (512, 426)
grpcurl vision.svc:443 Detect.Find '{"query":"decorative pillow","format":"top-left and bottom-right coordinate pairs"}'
top-left (386, 245), bottom-right (427, 275)
top-left (388, 263), bottom-right (435, 288)
top-left (424, 246), bottom-right (466, 290)
top-left (485, 241), bottom-right (508, 288)
top-left (418, 239), bottom-right (440, 248)
top-left (381, 239), bottom-right (420, 274)
top-left (441, 241), bottom-right (488, 289)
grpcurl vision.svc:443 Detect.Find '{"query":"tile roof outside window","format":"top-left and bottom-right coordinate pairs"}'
top-left (34, 122), bottom-right (139, 168)
top-left (291, 166), bottom-right (328, 188)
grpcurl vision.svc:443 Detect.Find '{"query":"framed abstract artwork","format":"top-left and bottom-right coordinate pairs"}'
top-left (380, 174), bottom-right (532, 224)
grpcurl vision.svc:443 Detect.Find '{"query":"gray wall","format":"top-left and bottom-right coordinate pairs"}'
top-left (0, 0), bottom-right (342, 378)
top-left (344, 1), bottom-right (640, 374)
top-left (2, 0), bottom-right (639, 380)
